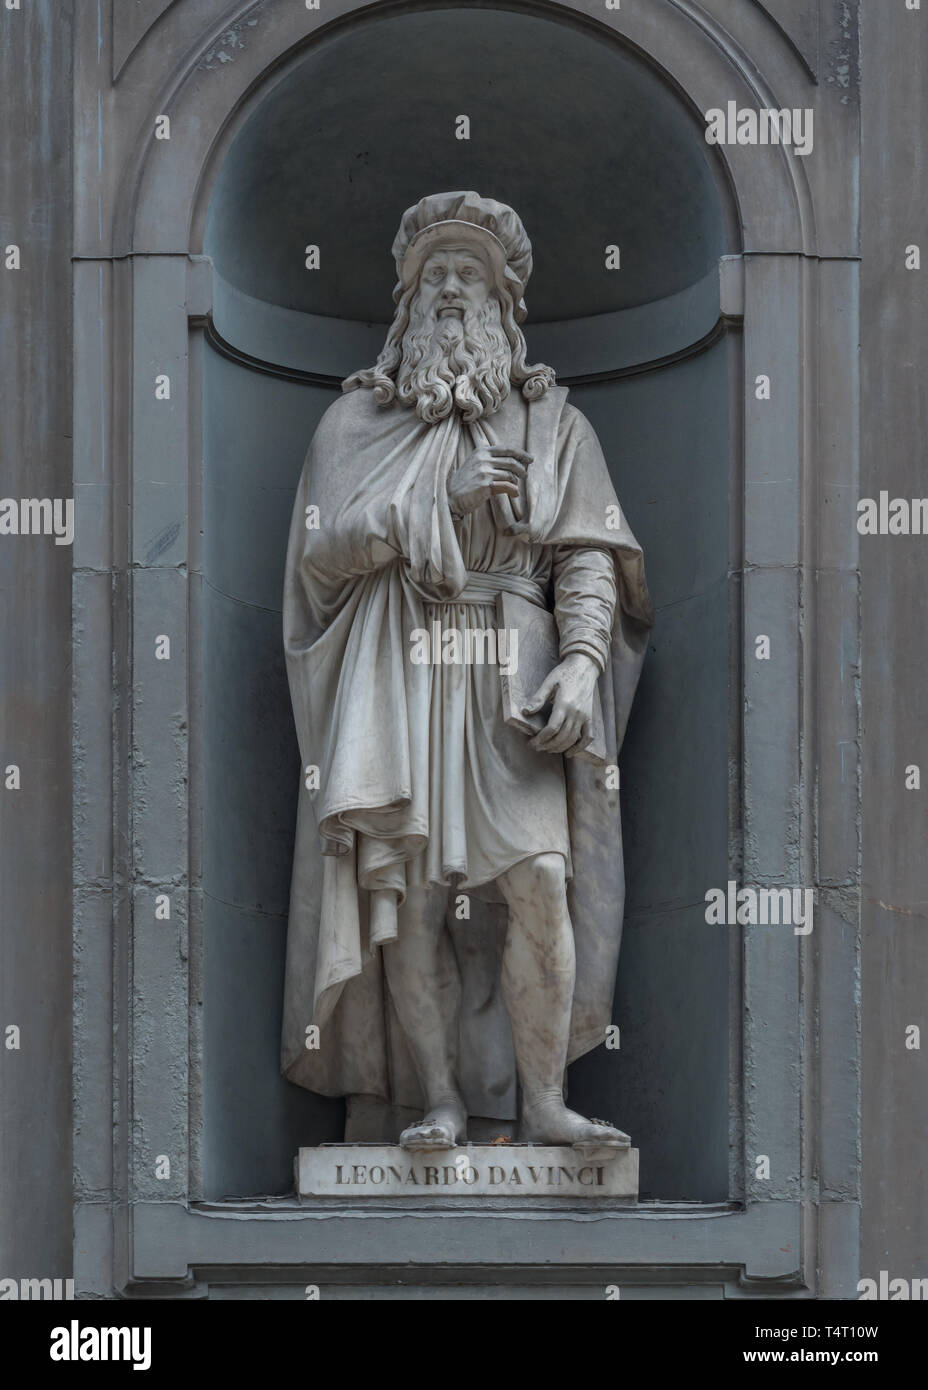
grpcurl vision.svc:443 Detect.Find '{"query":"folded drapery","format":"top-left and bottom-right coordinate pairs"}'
top-left (280, 382), bottom-right (652, 1122)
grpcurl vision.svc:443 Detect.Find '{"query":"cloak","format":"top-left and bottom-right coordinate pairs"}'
top-left (280, 383), bottom-right (652, 1126)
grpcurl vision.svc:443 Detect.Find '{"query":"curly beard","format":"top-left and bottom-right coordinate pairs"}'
top-left (395, 296), bottom-right (513, 424)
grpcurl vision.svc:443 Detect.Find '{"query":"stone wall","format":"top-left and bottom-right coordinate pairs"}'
top-left (2, 0), bottom-right (923, 1298)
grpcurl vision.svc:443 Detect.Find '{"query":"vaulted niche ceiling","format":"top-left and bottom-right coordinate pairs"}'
top-left (205, 5), bottom-right (725, 323)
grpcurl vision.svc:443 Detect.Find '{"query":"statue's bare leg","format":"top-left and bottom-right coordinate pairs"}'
top-left (496, 853), bottom-right (630, 1159)
top-left (382, 885), bottom-right (467, 1151)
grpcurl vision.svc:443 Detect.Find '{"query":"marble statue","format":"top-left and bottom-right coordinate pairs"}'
top-left (281, 192), bottom-right (652, 1162)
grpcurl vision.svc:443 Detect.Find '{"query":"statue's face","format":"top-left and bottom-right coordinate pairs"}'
top-left (395, 240), bottom-right (513, 423)
top-left (416, 245), bottom-right (493, 322)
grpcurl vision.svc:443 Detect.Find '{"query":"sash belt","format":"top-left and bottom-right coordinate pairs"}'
top-left (452, 569), bottom-right (547, 609)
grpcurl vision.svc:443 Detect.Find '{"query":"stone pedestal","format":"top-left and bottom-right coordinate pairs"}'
top-left (296, 1144), bottom-right (639, 1199)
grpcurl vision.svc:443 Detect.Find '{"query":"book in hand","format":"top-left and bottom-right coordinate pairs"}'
top-left (496, 589), bottom-right (607, 766)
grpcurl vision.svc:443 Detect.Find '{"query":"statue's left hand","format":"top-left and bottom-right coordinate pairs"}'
top-left (523, 653), bottom-right (599, 755)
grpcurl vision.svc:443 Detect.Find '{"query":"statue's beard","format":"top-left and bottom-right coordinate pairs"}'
top-left (396, 296), bottom-right (512, 424)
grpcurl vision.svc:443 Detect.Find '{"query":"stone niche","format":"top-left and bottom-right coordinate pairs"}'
top-left (197, 3), bottom-right (736, 1205)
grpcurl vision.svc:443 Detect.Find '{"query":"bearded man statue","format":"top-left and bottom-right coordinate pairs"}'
top-left (281, 192), bottom-right (652, 1160)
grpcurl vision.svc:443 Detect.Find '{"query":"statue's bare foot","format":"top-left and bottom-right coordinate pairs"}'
top-left (520, 1098), bottom-right (630, 1163)
top-left (399, 1098), bottom-right (467, 1152)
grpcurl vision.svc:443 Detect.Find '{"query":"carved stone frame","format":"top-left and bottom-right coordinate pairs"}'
top-left (72, 0), bottom-right (860, 1297)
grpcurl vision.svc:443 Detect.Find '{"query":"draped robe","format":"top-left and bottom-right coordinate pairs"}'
top-left (281, 382), bottom-right (652, 1131)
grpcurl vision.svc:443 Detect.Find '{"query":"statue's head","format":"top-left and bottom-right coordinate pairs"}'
top-left (343, 192), bottom-right (555, 424)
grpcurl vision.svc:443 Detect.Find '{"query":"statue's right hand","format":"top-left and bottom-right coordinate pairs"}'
top-left (446, 446), bottom-right (532, 517)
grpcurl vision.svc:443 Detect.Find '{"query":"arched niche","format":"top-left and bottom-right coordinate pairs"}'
top-left (73, 0), bottom-right (862, 1298)
top-left (197, 1), bottom-right (738, 1201)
